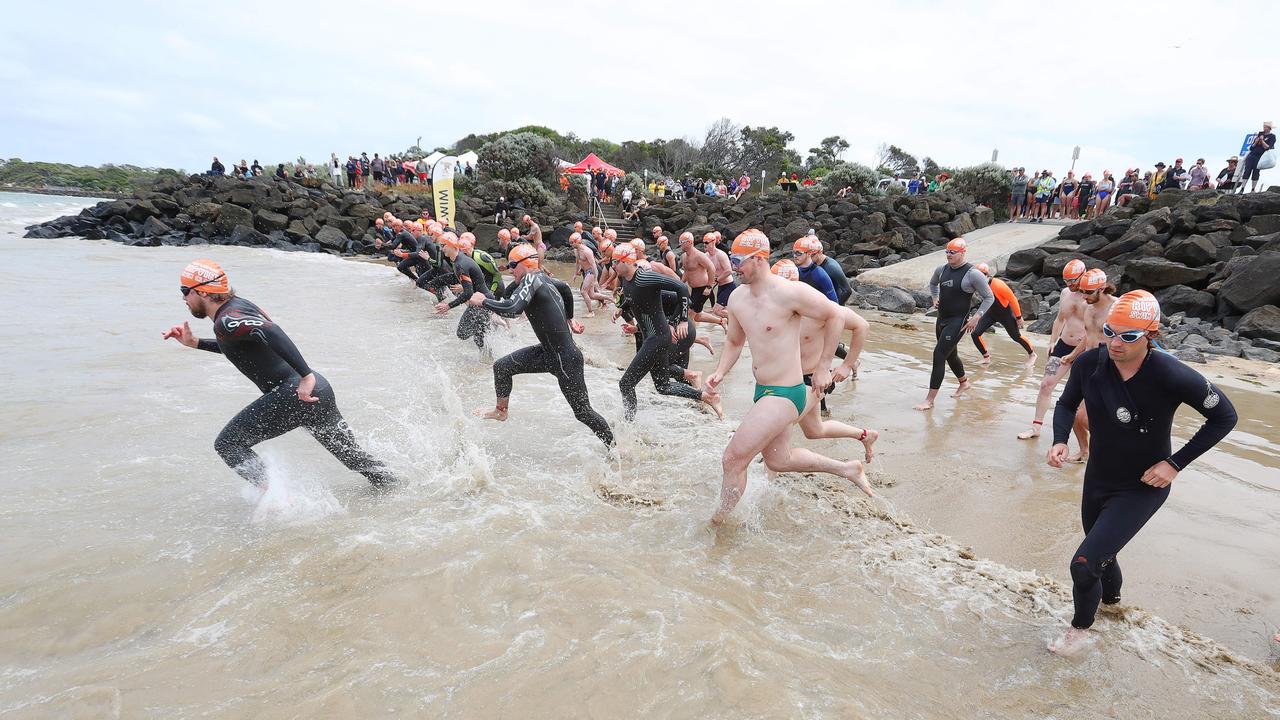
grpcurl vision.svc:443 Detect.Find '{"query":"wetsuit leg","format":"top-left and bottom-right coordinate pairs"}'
top-left (456, 306), bottom-right (490, 348)
top-left (425, 273), bottom-right (456, 300)
top-left (971, 310), bottom-right (998, 355)
top-left (395, 255), bottom-right (419, 281)
top-left (1068, 483), bottom-right (1170, 629)
top-left (647, 341), bottom-right (702, 401)
top-left (300, 376), bottom-right (397, 487)
top-left (213, 387), bottom-right (300, 486)
top-left (998, 312), bottom-right (1034, 355)
top-left (620, 335), bottom-right (701, 420)
top-left (930, 316), bottom-right (967, 389)
top-left (668, 319), bottom-right (696, 379)
top-left (494, 344), bottom-right (613, 446)
top-left (414, 266), bottom-right (440, 290)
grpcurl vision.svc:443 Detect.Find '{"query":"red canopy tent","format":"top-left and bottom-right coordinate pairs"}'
top-left (561, 153), bottom-right (625, 176)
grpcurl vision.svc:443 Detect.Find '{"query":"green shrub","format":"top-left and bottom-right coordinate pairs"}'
top-left (477, 133), bottom-right (557, 185)
top-left (821, 162), bottom-right (879, 196)
top-left (949, 162), bottom-right (1011, 210)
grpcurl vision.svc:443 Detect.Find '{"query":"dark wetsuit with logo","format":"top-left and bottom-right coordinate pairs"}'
top-left (446, 253), bottom-right (494, 349)
top-left (414, 237), bottom-right (445, 290)
top-left (1053, 348), bottom-right (1236, 629)
top-left (618, 268), bottom-right (703, 420)
top-left (482, 272), bottom-right (613, 446)
top-left (927, 262), bottom-right (993, 390)
top-left (196, 296), bottom-right (395, 487)
top-left (389, 231), bottom-right (421, 281)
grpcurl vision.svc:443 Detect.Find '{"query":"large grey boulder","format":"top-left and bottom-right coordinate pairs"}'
top-left (214, 202), bottom-right (254, 234)
top-left (314, 225), bottom-right (350, 251)
top-left (1218, 251), bottom-right (1280, 311)
top-left (1235, 305), bottom-right (1280, 341)
top-left (1123, 258), bottom-right (1213, 289)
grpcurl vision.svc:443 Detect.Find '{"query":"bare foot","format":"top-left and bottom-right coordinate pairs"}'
top-left (686, 370), bottom-right (703, 391)
top-left (858, 429), bottom-right (879, 463)
top-left (844, 460), bottom-right (873, 497)
top-left (586, 312), bottom-right (596, 318)
top-left (951, 379), bottom-right (971, 398)
top-left (1017, 425), bottom-right (1042, 440)
top-left (695, 336), bottom-right (715, 354)
top-left (1024, 352), bottom-right (1038, 370)
top-left (978, 355), bottom-right (992, 366)
top-left (474, 407), bottom-right (508, 421)
top-left (1047, 627), bottom-right (1093, 656)
top-left (1067, 452), bottom-right (1089, 464)
top-left (913, 401), bottom-right (933, 411)
top-left (703, 391), bottom-right (725, 420)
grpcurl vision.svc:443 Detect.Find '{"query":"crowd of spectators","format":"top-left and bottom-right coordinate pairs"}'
top-left (1008, 121), bottom-right (1275, 223)
top-left (207, 152), bottom-right (477, 192)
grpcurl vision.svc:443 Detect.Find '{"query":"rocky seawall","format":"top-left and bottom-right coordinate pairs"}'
top-left (985, 189), bottom-right (1280, 363)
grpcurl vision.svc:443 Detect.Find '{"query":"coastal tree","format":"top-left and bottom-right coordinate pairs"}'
top-left (875, 143), bottom-right (920, 176)
top-left (806, 135), bottom-right (850, 170)
top-left (700, 118), bottom-right (742, 176)
top-left (738, 125), bottom-right (802, 177)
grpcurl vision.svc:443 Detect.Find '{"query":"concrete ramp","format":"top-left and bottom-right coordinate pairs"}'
top-left (855, 221), bottom-right (1066, 291)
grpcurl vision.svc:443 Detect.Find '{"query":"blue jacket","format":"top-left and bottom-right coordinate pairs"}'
top-left (798, 262), bottom-right (838, 302)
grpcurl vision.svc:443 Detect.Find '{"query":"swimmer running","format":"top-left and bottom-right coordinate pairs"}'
top-left (162, 259), bottom-right (397, 490)
top-left (1045, 291), bottom-right (1236, 655)
top-left (915, 237), bottom-right (993, 410)
top-left (707, 230), bottom-right (871, 525)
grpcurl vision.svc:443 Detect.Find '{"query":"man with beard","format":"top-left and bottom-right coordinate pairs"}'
top-left (162, 259), bottom-right (397, 489)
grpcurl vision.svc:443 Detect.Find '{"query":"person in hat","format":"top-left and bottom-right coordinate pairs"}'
top-left (1148, 163), bottom-right (1167, 200)
top-left (1216, 157), bottom-right (1240, 192)
top-left (1239, 121), bottom-right (1275, 193)
top-left (162, 260), bottom-right (398, 490)
top-left (1045, 291), bottom-right (1237, 655)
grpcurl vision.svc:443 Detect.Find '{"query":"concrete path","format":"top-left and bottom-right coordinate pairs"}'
top-left (855, 220), bottom-right (1068, 291)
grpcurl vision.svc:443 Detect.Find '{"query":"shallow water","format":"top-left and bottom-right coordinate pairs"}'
top-left (2, 191), bottom-right (1278, 718)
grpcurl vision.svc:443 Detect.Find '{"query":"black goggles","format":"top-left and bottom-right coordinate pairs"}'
top-left (180, 273), bottom-right (226, 296)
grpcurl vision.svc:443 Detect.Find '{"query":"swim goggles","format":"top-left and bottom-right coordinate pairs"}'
top-left (180, 273), bottom-right (226, 296)
top-left (1102, 323), bottom-right (1147, 343)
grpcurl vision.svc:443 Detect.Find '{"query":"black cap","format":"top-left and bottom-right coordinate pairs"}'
top-left (1155, 162), bottom-right (1166, 167)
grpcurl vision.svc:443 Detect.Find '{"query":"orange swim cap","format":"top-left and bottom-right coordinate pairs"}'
top-left (1062, 259), bottom-right (1087, 281)
top-left (630, 238), bottom-right (645, 251)
top-left (793, 235), bottom-right (822, 255)
top-left (702, 232), bottom-right (715, 244)
top-left (511, 228), bottom-right (521, 238)
top-left (459, 232), bottom-right (476, 253)
top-left (731, 228), bottom-right (770, 258)
top-left (440, 231), bottom-right (460, 248)
top-left (613, 244), bottom-right (640, 264)
top-left (975, 262), bottom-right (991, 276)
top-left (497, 228), bottom-right (511, 242)
top-left (946, 237), bottom-right (967, 253)
top-left (771, 259), bottom-right (800, 281)
top-left (1079, 268), bottom-right (1108, 291)
top-left (651, 226), bottom-right (661, 234)
top-left (569, 232), bottom-right (582, 245)
top-left (657, 235), bottom-right (669, 247)
top-left (679, 231), bottom-right (694, 244)
top-left (522, 214), bottom-right (532, 224)
top-left (508, 243), bottom-right (539, 271)
top-left (375, 218), bottom-right (384, 227)
top-left (1106, 290), bottom-right (1161, 332)
top-left (604, 228), bottom-right (617, 241)
top-left (180, 259), bottom-right (229, 294)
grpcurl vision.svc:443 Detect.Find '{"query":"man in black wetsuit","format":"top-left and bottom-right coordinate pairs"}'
top-left (387, 220), bottom-right (421, 281)
top-left (915, 237), bottom-right (993, 410)
top-left (467, 244), bottom-right (614, 447)
top-left (413, 222), bottom-right (446, 291)
top-left (1045, 291), bottom-right (1237, 655)
top-left (162, 259), bottom-right (397, 489)
top-left (611, 243), bottom-right (721, 421)
top-left (433, 231), bottom-right (494, 350)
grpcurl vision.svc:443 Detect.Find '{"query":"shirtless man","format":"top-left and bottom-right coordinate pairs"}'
top-left (1062, 269), bottom-right (1117, 463)
top-left (773, 260), bottom-right (879, 463)
top-left (679, 232), bottom-right (723, 327)
top-left (522, 215), bottom-right (545, 262)
top-left (570, 232), bottom-right (612, 315)
top-left (650, 225), bottom-right (663, 243)
top-left (703, 232), bottom-right (737, 319)
top-left (1018, 259), bottom-right (1089, 441)
top-left (707, 230), bottom-right (871, 525)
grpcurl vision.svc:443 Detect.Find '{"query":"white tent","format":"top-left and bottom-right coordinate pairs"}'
top-left (420, 151), bottom-right (446, 169)
top-left (457, 150), bottom-right (479, 168)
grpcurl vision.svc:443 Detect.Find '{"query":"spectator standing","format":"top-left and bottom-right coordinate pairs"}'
top-left (1148, 163), bottom-right (1167, 199)
top-left (371, 154), bottom-right (386, 184)
top-left (1008, 167), bottom-right (1029, 222)
top-left (1058, 171), bottom-right (1078, 220)
top-left (345, 156), bottom-right (357, 188)
top-left (330, 153), bottom-right (343, 187)
top-left (1163, 158), bottom-right (1189, 190)
top-left (1033, 170), bottom-right (1057, 223)
top-left (1077, 173), bottom-right (1097, 217)
top-left (1239, 121), bottom-right (1276, 193)
top-left (1187, 158), bottom-right (1210, 190)
top-left (465, 162), bottom-right (474, 178)
top-left (1217, 157), bottom-right (1240, 192)
top-left (1094, 171), bottom-right (1115, 215)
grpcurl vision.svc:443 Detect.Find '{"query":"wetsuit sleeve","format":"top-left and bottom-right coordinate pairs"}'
top-left (966, 269), bottom-right (994, 315)
top-left (929, 265), bottom-right (943, 300)
top-left (219, 312), bottom-right (313, 378)
top-left (993, 280), bottom-right (1020, 316)
top-left (481, 274), bottom-right (536, 317)
top-left (1051, 351), bottom-right (1091, 444)
top-left (1164, 360), bottom-right (1238, 471)
top-left (634, 272), bottom-right (690, 321)
top-left (551, 277), bottom-right (575, 320)
top-left (197, 338), bottom-right (222, 353)
top-left (447, 262), bottom-right (479, 308)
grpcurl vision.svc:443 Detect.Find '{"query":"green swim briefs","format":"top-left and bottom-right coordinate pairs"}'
top-left (753, 382), bottom-right (807, 417)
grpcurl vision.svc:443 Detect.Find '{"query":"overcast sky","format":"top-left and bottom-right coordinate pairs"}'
top-left (2, 0), bottom-right (1274, 178)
